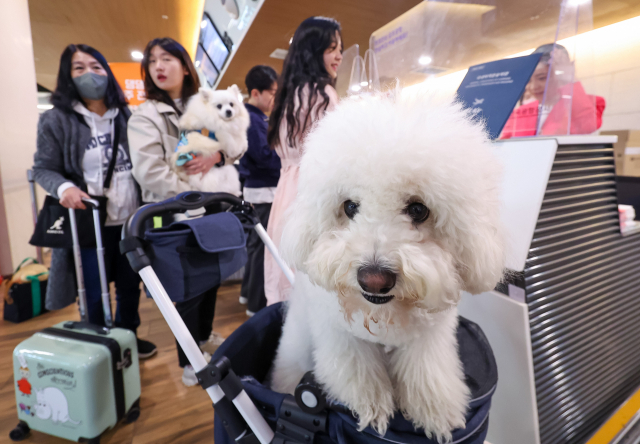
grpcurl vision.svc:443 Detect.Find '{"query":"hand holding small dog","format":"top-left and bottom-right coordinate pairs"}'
top-left (184, 152), bottom-right (221, 175)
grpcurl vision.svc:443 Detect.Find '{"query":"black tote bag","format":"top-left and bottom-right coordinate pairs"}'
top-left (29, 195), bottom-right (108, 248)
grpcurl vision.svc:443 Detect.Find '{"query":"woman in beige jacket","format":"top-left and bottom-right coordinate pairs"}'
top-left (128, 37), bottom-right (225, 387)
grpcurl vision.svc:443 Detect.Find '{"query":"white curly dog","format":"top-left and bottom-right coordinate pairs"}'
top-left (270, 91), bottom-right (505, 442)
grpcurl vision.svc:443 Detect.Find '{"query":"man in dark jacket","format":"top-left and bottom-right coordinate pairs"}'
top-left (238, 65), bottom-right (280, 316)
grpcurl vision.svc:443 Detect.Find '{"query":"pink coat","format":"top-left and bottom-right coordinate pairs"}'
top-left (264, 84), bottom-right (339, 305)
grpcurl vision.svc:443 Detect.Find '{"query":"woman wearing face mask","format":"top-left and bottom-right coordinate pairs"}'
top-left (128, 37), bottom-right (227, 386)
top-left (264, 17), bottom-right (343, 305)
top-left (33, 44), bottom-right (157, 359)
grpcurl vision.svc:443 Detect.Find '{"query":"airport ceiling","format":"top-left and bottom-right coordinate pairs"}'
top-left (29, 0), bottom-right (640, 92)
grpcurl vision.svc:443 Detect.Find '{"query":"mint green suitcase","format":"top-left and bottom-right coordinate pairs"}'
top-left (9, 200), bottom-right (141, 443)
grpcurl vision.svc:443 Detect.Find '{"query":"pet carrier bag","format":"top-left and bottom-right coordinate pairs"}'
top-left (9, 198), bottom-right (141, 443)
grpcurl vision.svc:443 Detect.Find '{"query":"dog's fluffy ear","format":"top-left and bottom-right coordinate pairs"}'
top-left (227, 84), bottom-right (242, 102)
top-left (455, 195), bottom-right (505, 295)
top-left (279, 201), bottom-right (319, 272)
top-left (199, 87), bottom-right (214, 103)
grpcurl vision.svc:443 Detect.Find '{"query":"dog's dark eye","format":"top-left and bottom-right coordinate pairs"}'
top-left (229, 102), bottom-right (234, 107)
top-left (344, 200), bottom-right (359, 219)
top-left (405, 202), bottom-right (430, 223)
top-left (217, 104), bottom-right (222, 109)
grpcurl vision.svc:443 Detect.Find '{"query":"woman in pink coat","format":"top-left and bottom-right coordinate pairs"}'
top-left (264, 17), bottom-right (343, 304)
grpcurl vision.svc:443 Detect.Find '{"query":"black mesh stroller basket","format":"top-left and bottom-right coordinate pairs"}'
top-left (212, 303), bottom-right (498, 444)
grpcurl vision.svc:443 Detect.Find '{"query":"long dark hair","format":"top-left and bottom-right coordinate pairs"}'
top-left (50, 44), bottom-right (128, 112)
top-left (141, 37), bottom-right (200, 115)
top-left (267, 17), bottom-right (342, 148)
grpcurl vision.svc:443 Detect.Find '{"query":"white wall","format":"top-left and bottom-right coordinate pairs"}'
top-left (0, 0), bottom-right (40, 273)
top-left (575, 16), bottom-right (640, 131)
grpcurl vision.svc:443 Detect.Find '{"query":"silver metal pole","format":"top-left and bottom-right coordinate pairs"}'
top-left (68, 208), bottom-right (88, 322)
top-left (90, 205), bottom-right (112, 327)
top-left (138, 265), bottom-right (275, 444)
top-left (27, 170), bottom-right (44, 264)
top-left (254, 223), bottom-right (295, 285)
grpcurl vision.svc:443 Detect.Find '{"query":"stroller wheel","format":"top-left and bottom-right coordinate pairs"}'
top-left (9, 421), bottom-right (30, 441)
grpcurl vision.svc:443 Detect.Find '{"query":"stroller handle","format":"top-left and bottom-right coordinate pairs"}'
top-left (123, 191), bottom-right (245, 239)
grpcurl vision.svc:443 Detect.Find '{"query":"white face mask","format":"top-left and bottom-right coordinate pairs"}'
top-left (73, 72), bottom-right (109, 100)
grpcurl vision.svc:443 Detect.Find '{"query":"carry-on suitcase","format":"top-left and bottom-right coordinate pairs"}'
top-left (9, 198), bottom-right (141, 443)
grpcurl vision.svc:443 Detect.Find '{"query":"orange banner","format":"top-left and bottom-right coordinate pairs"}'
top-left (110, 62), bottom-right (146, 108)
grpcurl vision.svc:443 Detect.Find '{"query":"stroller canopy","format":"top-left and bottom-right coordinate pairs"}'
top-left (213, 303), bottom-right (497, 444)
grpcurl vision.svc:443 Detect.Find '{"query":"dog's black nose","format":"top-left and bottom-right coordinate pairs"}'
top-left (225, 110), bottom-right (232, 118)
top-left (357, 266), bottom-right (396, 294)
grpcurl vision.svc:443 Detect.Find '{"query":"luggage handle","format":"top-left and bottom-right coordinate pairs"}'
top-left (69, 198), bottom-right (113, 327)
top-left (27, 169), bottom-right (44, 264)
top-left (63, 320), bottom-right (109, 335)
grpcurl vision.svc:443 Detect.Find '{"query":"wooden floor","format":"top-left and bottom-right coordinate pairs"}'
top-left (0, 282), bottom-right (248, 444)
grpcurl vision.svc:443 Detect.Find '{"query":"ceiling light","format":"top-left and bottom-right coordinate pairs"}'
top-left (568, 0), bottom-right (590, 5)
top-left (419, 55), bottom-right (432, 66)
top-left (360, 81), bottom-right (368, 87)
top-left (131, 51), bottom-right (143, 61)
top-left (201, 20), bottom-right (207, 29)
top-left (289, 37), bottom-right (293, 45)
top-left (195, 60), bottom-right (201, 67)
top-left (351, 85), bottom-right (361, 92)
top-left (162, 15), bottom-right (168, 19)
top-left (270, 49), bottom-right (288, 60)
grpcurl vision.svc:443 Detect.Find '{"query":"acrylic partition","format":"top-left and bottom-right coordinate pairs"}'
top-left (370, 0), bottom-right (601, 138)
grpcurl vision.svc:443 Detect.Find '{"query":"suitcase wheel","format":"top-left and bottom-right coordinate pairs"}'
top-left (9, 421), bottom-right (30, 441)
top-left (125, 405), bottom-right (141, 423)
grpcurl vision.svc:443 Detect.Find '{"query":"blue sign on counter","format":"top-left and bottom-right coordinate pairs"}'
top-left (456, 53), bottom-right (542, 139)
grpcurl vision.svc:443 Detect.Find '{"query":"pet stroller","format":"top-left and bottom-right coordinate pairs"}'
top-left (121, 191), bottom-right (498, 444)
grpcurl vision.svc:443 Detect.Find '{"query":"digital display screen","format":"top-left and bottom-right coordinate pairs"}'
top-left (196, 44), bottom-right (219, 87)
top-left (200, 14), bottom-right (230, 72)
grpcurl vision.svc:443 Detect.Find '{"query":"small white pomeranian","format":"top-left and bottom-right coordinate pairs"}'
top-left (172, 84), bottom-right (250, 196)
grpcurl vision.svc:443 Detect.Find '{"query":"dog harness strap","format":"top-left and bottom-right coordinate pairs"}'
top-left (175, 129), bottom-right (218, 152)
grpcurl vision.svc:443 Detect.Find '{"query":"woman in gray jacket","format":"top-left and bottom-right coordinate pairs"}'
top-left (33, 44), bottom-right (156, 358)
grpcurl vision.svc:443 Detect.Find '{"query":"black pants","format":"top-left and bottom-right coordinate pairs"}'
top-left (81, 225), bottom-right (142, 333)
top-left (175, 286), bottom-right (218, 367)
top-left (240, 203), bottom-right (272, 313)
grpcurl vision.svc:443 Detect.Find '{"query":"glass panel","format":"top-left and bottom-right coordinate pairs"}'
top-left (335, 44), bottom-right (359, 97)
top-left (369, 0), bottom-right (602, 139)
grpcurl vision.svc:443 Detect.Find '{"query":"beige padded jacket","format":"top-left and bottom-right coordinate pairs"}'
top-left (127, 100), bottom-right (191, 203)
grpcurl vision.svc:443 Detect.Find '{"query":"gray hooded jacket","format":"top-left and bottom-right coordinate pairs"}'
top-left (33, 106), bottom-right (133, 310)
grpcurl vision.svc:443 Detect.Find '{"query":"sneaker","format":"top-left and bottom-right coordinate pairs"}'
top-left (246, 309), bottom-right (255, 317)
top-left (239, 296), bottom-right (248, 305)
top-left (199, 331), bottom-right (225, 354)
top-left (182, 365), bottom-right (198, 387)
top-left (137, 338), bottom-right (157, 359)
